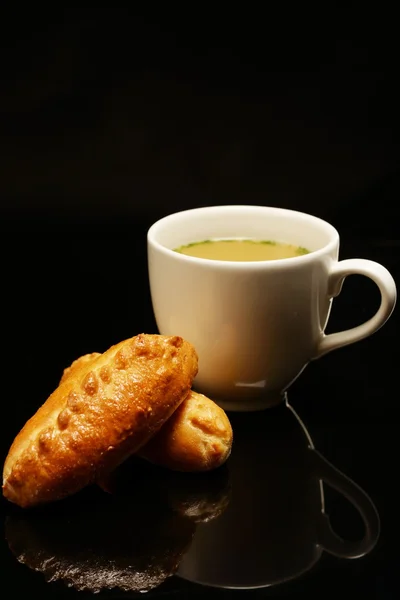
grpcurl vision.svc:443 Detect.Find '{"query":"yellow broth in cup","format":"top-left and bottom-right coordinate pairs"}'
top-left (174, 239), bottom-right (309, 261)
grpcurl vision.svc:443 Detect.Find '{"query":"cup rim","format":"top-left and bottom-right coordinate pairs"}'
top-left (147, 205), bottom-right (339, 268)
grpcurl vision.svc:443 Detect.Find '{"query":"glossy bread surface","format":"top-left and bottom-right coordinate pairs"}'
top-left (3, 334), bottom-right (198, 508)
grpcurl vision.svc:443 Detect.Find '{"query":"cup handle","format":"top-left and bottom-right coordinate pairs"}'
top-left (311, 448), bottom-right (381, 558)
top-left (314, 259), bottom-right (396, 358)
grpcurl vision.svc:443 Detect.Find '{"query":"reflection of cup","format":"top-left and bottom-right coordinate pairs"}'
top-left (177, 401), bottom-right (380, 590)
top-left (5, 460), bottom-right (230, 594)
top-left (148, 206), bottom-right (396, 410)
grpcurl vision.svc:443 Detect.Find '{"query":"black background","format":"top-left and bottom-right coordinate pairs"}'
top-left (1, 5), bottom-right (399, 599)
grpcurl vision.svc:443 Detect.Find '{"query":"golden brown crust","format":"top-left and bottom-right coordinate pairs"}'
top-left (2, 334), bottom-right (198, 508)
top-left (59, 353), bottom-right (233, 473)
top-left (60, 352), bottom-right (100, 383)
top-left (139, 391), bottom-right (233, 472)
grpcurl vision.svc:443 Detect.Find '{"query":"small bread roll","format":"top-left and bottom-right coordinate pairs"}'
top-left (2, 334), bottom-right (198, 508)
top-left (62, 354), bottom-right (233, 472)
top-left (140, 391), bottom-right (233, 472)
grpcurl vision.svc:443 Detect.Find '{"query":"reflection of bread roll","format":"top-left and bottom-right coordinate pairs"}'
top-left (5, 489), bottom-right (195, 593)
top-left (97, 456), bottom-right (232, 524)
top-left (3, 334), bottom-right (198, 508)
top-left (166, 467), bottom-right (232, 523)
top-left (62, 354), bottom-right (233, 472)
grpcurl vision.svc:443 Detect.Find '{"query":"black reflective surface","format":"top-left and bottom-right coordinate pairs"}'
top-left (1, 7), bottom-right (399, 599)
top-left (2, 401), bottom-right (384, 597)
top-left (177, 402), bottom-right (380, 590)
top-left (1, 218), bottom-right (398, 599)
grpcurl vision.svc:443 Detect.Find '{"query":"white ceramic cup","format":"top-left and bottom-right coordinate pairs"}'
top-left (147, 206), bottom-right (397, 411)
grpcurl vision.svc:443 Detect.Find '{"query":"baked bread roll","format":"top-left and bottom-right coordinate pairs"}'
top-left (2, 334), bottom-right (198, 508)
top-left (62, 354), bottom-right (233, 472)
top-left (140, 391), bottom-right (233, 472)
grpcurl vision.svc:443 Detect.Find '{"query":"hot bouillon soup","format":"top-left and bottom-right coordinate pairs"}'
top-left (174, 239), bottom-right (310, 262)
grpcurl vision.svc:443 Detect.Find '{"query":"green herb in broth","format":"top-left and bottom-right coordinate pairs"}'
top-left (174, 239), bottom-right (310, 261)
top-left (296, 247), bottom-right (309, 255)
top-left (176, 239), bottom-right (213, 250)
